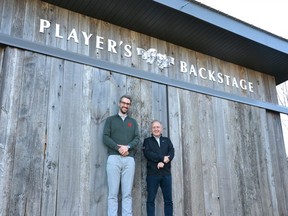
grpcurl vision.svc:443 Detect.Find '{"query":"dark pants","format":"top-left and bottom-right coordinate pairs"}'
top-left (146, 175), bottom-right (173, 216)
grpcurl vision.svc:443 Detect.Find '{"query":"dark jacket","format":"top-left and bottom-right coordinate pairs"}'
top-left (143, 135), bottom-right (175, 176)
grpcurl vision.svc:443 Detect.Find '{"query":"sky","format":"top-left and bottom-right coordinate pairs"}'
top-left (195, 0), bottom-right (288, 40)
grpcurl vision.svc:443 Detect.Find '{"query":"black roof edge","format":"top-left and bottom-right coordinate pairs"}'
top-left (156, 0), bottom-right (288, 54)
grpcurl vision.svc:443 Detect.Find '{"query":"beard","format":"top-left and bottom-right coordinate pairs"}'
top-left (120, 107), bottom-right (128, 114)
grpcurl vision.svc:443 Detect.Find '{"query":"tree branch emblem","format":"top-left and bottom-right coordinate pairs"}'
top-left (136, 48), bottom-right (175, 70)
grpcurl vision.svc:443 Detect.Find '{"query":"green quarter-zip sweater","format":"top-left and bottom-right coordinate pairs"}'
top-left (103, 114), bottom-right (140, 157)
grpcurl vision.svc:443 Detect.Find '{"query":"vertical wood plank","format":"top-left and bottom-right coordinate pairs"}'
top-left (139, 79), bottom-right (153, 216)
top-left (41, 57), bottom-right (65, 216)
top-left (11, 0), bottom-right (26, 37)
top-left (126, 76), bottom-right (142, 216)
top-left (0, 47), bottom-right (4, 97)
top-left (199, 95), bottom-right (220, 216)
top-left (212, 97), bottom-right (233, 216)
top-left (55, 61), bottom-right (82, 215)
top-left (89, 68), bottom-right (114, 215)
top-left (216, 100), bottom-right (244, 216)
top-left (0, 48), bottom-right (24, 216)
top-left (0, 0), bottom-right (15, 35)
top-left (266, 112), bottom-right (288, 215)
top-left (23, 0), bottom-right (38, 40)
top-left (168, 87), bottom-right (185, 216)
top-left (79, 65), bottom-right (93, 215)
top-left (180, 90), bottom-right (206, 216)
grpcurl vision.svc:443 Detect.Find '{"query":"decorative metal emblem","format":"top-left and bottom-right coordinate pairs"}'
top-left (136, 48), bottom-right (175, 70)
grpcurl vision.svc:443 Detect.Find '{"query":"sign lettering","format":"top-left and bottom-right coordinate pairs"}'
top-left (39, 19), bottom-right (254, 92)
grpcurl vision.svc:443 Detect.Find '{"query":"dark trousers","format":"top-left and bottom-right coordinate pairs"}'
top-left (146, 175), bottom-right (173, 216)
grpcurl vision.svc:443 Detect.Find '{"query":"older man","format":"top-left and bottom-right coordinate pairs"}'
top-left (143, 120), bottom-right (175, 216)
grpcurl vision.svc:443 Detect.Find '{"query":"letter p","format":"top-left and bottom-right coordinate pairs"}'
top-left (39, 19), bottom-right (50, 33)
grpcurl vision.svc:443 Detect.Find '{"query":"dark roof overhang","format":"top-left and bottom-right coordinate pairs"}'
top-left (41, 0), bottom-right (288, 84)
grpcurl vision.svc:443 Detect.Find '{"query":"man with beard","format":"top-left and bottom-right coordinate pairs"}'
top-left (103, 95), bottom-right (140, 216)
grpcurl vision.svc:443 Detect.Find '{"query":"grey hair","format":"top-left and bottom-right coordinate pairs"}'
top-left (151, 120), bottom-right (162, 126)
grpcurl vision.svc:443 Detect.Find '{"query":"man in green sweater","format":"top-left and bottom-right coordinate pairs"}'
top-left (103, 95), bottom-right (140, 216)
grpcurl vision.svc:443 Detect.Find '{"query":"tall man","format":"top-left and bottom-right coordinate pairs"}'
top-left (103, 95), bottom-right (140, 216)
top-left (143, 120), bottom-right (175, 216)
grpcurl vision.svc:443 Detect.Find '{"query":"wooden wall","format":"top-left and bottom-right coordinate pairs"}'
top-left (0, 0), bottom-right (288, 216)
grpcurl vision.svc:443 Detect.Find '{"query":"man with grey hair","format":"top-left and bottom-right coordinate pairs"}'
top-left (143, 120), bottom-right (175, 216)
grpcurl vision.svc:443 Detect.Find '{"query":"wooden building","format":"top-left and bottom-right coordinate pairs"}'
top-left (0, 0), bottom-right (288, 215)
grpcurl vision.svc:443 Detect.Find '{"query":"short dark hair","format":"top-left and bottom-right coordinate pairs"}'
top-left (119, 95), bottom-right (132, 103)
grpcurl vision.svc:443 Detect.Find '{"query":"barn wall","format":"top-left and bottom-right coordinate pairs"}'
top-left (0, 0), bottom-right (288, 216)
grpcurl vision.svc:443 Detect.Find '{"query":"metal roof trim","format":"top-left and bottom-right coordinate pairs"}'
top-left (154, 0), bottom-right (288, 54)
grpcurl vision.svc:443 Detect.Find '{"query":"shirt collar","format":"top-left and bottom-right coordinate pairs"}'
top-left (118, 112), bottom-right (127, 120)
top-left (153, 134), bottom-right (162, 139)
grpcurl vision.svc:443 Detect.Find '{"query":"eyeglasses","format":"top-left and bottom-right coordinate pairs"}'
top-left (120, 101), bottom-right (131, 106)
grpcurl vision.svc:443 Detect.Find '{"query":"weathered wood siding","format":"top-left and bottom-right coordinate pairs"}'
top-left (0, 0), bottom-right (288, 216)
top-left (168, 88), bottom-right (288, 215)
